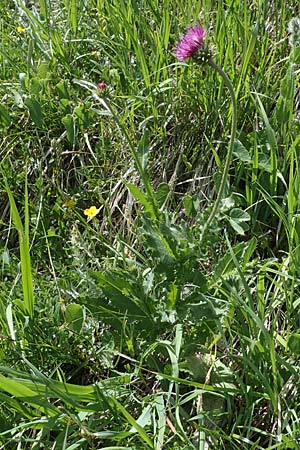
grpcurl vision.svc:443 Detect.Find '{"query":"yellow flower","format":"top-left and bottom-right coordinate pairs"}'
top-left (63, 199), bottom-right (76, 208)
top-left (17, 26), bottom-right (25, 33)
top-left (84, 205), bottom-right (100, 220)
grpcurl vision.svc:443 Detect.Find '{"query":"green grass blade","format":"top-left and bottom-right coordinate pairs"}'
top-left (255, 93), bottom-right (278, 196)
top-left (3, 176), bottom-right (34, 318)
top-left (110, 397), bottom-right (154, 449)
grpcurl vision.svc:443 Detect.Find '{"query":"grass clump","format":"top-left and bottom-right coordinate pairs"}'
top-left (1, 0), bottom-right (300, 449)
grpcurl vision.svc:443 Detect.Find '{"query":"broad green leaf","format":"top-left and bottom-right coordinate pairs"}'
top-left (0, 376), bottom-right (59, 415)
top-left (13, 90), bottom-right (24, 108)
top-left (56, 80), bottom-right (70, 99)
top-left (37, 62), bottom-right (49, 79)
top-left (183, 194), bottom-right (199, 218)
top-left (24, 97), bottom-right (43, 127)
top-left (155, 183), bottom-right (170, 208)
top-left (30, 78), bottom-right (42, 95)
top-left (74, 103), bottom-right (92, 131)
top-left (233, 140), bottom-right (251, 162)
top-left (228, 208), bottom-right (250, 235)
top-left (62, 114), bottom-right (76, 144)
top-left (167, 282), bottom-right (178, 310)
top-left (59, 98), bottom-right (72, 114)
top-left (220, 196), bottom-right (235, 214)
top-left (258, 152), bottom-right (271, 172)
top-left (65, 304), bottom-right (85, 333)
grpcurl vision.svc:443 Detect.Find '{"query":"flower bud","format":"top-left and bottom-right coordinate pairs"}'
top-left (288, 17), bottom-right (300, 47)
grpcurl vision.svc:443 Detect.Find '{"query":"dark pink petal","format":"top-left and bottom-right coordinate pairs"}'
top-left (98, 81), bottom-right (107, 90)
top-left (176, 25), bottom-right (206, 61)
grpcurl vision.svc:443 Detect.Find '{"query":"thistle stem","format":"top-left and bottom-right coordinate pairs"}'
top-left (200, 59), bottom-right (237, 242)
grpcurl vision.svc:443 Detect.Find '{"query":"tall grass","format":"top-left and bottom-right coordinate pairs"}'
top-left (2, 173), bottom-right (34, 318)
top-left (0, 0), bottom-right (300, 449)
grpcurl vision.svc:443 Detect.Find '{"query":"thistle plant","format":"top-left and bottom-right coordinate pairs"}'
top-left (176, 25), bottom-right (237, 241)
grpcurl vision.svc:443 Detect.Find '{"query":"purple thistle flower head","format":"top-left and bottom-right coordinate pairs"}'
top-left (97, 81), bottom-right (107, 90)
top-left (176, 25), bottom-right (207, 62)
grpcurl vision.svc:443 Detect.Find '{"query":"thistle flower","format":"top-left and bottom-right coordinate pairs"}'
top-left (176, 25), bottom-right (208, 62)
top-left (97, 81), bottom-right (107, 90)
top-left (175, 23), bottom-right (237, 242)
top-left (288, 17), bottom-right (300, 47)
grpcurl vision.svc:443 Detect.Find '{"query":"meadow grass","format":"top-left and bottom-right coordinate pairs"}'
top-left (1, 0), bottom-right (300, 448)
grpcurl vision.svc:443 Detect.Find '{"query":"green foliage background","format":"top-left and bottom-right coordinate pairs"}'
top-left (1, 0), bottom-right (300, 448)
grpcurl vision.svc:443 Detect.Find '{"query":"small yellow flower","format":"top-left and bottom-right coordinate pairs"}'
top-left (17, 26), bottom-right (25, 33)
top-left (63, 199), bottom-right (76, 208)
top-left (84, 205), bottom-right (100, 220)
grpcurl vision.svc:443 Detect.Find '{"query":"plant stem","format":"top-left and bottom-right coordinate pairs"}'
top-left (200, 59), bottom-right (237, 242)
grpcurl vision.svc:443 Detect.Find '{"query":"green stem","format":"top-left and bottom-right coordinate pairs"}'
top-left (97, 96), bottom-right (177, 257)
top-left (98, 97), bottom-right (154, 203)
top-left (200, 59), bottom-right (237, 242)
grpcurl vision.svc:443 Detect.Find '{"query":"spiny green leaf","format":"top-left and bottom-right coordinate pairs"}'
top-left (127, 183), bottom-right (157, 220)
